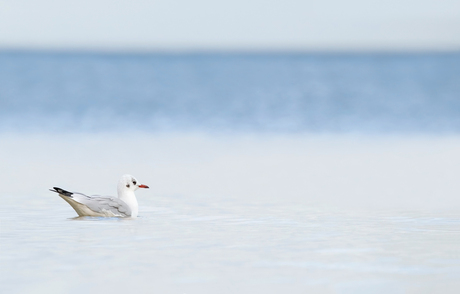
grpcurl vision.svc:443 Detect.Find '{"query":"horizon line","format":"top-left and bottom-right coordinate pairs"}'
top-left (1, 47), bottom-right (459, 56)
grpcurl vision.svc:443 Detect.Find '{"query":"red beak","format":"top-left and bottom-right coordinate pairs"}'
top-left (138, 184), bottom-right (149, 189)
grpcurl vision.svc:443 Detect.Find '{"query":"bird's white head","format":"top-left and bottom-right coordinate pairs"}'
top-left (117, 174), bottom-right (149, 195)
top-left (116, 174), bottom-right (148, 218)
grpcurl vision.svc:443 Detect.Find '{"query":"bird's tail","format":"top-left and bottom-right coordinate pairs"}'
top-left (49, 187), bottom-right (73, 197)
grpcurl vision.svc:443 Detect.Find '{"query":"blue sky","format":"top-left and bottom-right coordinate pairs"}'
top-left (0, 0), bottom-right (459, 51)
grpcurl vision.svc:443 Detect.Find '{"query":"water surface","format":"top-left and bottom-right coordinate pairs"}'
top-left (2, 134), bottom-right (460, 293)
top-left (2, 191), bottom-right (460, 294)
top-left (1, 52), bottom-right (459, 133)
top-left (1, 52), bottom-right (460, 293)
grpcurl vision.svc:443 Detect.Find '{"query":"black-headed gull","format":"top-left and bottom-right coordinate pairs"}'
top-left (50, 174), bottom-right (149, 218)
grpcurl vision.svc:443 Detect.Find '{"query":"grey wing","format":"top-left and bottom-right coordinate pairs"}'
top-left (72, 193), bottom-right (132, 217)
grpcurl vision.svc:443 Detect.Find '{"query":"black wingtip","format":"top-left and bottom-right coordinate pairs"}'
top-left (50, 187), bottom-right (73, 197)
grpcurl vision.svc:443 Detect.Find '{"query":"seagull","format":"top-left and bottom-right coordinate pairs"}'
top-left (50, 174), bottom-right (149, 218)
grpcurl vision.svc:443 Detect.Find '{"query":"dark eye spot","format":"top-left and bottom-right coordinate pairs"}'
top-left (126, 184), bottom-right (130, 188)
top-left (133, 180), bottom-right (137, 185)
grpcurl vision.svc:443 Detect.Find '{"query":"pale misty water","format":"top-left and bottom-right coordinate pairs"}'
top-left (1, 52), bottom-right (460, 293)
top-left (2, 190), bottom-right (460, 294)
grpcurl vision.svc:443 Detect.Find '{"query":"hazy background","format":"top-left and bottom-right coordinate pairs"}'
top-left (0, 0), bottom-right (459, 208)
top-left (1, 0), bottom-right (459, 52)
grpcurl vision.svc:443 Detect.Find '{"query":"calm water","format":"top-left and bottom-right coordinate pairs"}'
top-left (2, 134), bottom-right (460, 293)
top-left (1, 52), bottom-right (460, 293)
top-left (0, 52), bottom-right (459, 133)
top-left (2, 192), bottom-right (460, 294)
